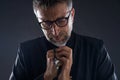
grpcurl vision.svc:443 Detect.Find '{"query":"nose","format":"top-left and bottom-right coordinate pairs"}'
top-left (51, 23), bottom-right (60, 36)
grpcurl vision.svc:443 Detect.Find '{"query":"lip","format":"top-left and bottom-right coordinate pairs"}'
top-left (54, 36), bottom-right (61, 41)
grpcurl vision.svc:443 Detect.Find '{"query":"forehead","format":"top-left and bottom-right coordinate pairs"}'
top-left (36, 3), bottom-right (69, 21)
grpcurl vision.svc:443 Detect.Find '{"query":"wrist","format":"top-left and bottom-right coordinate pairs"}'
top-left (44, 73), bottom-right (53, 80)
top-left (58, 74), bottom-right (71, 80)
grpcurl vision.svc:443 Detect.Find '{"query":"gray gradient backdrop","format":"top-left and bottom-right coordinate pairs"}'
top-left (0, 0), bottom-right (120, 80)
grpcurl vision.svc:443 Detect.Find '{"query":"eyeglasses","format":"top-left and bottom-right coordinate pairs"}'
top-left (38, 9), bottom-right (72, 30)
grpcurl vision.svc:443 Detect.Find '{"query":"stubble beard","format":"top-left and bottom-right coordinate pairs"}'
top-left (48, 31), bottom-right (70, 47)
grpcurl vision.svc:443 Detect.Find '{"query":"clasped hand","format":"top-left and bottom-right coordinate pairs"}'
top-left (44, 46), bottom-right (72, 80)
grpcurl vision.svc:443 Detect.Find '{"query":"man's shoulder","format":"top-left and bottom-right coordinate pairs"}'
top-left (20, 36), bottom-right (46, 48)
top-left (74, 32), bottom-right (104, 48)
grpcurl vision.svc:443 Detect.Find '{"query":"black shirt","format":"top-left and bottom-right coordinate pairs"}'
top-left (9, 31), bottom-right (118, 80)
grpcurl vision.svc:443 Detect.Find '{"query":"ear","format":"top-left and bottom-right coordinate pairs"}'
top-left (71, 8), bottom-right (75, 23)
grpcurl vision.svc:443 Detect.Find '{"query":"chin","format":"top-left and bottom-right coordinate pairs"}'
top-left (45, 30), bottom-right (72, 47)
top-left (47, 37), bottom-right (68, 47)
top-left (50, 36), bottom-right (70, 47)
top-left (51, 41), bottom-right (67, 47)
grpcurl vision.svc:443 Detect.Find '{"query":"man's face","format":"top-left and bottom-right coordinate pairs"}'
top-left (35, 3), bottom-right (75, 46)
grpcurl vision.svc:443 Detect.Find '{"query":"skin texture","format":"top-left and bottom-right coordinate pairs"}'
top-left (35, 2), bottom-right (75, 80)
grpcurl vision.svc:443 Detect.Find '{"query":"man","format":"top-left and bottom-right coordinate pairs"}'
top-left (9, 0), bottom-right (118, 80)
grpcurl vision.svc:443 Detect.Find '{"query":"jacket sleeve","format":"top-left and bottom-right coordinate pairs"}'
top-left (9, 44), bottom-right (44, 80)
top-left (96, 41), bottom-right (118, 80)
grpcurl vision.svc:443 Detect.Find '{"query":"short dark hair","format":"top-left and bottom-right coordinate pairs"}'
top-left (33, 0), bottom-right (72, 14)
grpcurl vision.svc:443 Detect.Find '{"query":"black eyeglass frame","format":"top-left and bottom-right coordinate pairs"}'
top-left (38, 9), bottom-right (73, 30)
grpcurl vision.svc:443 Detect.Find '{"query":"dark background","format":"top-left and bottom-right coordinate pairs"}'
top-left (0, 0), bottom-right (120, 80)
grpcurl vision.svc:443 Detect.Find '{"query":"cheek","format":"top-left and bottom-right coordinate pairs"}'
top-left (60, 24), bottom-right (72, 35)
top-left (65, 26), bottom-right (70, 33)
top-left (42, 29), bottom-right (48, 37)
top-left (68, 17), bottom-right (73, 32)
top-left (42, 29), bottom-right (52, 38)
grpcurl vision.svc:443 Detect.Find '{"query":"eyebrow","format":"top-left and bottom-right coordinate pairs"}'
top-left (39, 16), bottom-right (64, 22)
top-left (41, 12), bottom-right (70, 22)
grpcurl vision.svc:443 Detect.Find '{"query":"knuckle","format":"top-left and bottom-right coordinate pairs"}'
top-left (47, 50), bottom-right (54, 58)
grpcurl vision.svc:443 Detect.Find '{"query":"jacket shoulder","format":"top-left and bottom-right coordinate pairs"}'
top-left (74, 32), bottom-right (104, 49)
top-left (20, 36), bottom-right (46, 50)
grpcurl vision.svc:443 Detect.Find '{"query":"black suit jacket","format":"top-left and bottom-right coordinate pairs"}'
top-left (9, 31), bottom-right (118, 80)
